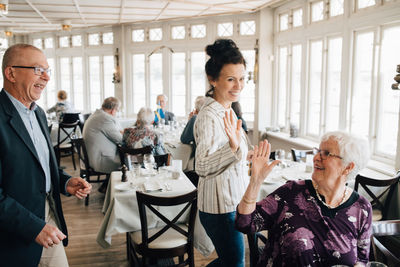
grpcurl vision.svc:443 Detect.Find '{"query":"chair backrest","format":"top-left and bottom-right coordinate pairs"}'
top-left (354, 172), bottom-right (400, 220)
top-left (154, 153), bottom-right (171, 168)
top-left (116, 144), bottom-right (152, 167)
top-left (57, 121), bottom-right (79, 147)
top-left (269, 151), bottom-right (276, 160)
top-left (61, 112), bottom-right (81, 123)
top-left (136, 190), bottom-right (198, 251)
top-left (71, 138), bottom-right (91, 172)
top-left (247, 232), bottom-right (268, 267)
top-left (371, 220), bottom-right (400, 266)
top-left (291, 148), bottom-right (313, 162)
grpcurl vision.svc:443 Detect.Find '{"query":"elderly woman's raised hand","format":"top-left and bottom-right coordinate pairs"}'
top-left (251, 140), bottom-right (280, 185)
top-left (224, 110), bottom-right (242, 153)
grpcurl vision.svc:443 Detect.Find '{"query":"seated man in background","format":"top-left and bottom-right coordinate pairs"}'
top-left (82, 97), bottom-right (122, 193)
top-left (123, 107), bottom-right (166, 158)
top-left (154, 94), bottom-right (175, 125)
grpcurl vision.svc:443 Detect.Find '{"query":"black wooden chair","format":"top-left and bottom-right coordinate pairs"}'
top-left (154, 153), bottom-right (171, 169)
top-left (71, 138), bottom-right (109, 206)
top-left (371, 220), bottom-right (400, 266)
top-left (354, 172), bottom-right (400, 221)
top-left (127, 190), bottom-right (198, 267)
top-left (247, 231), bottom-right (268, 267)
top-left (116, 144), bottom-right (152, 167)
top-left (291, 148), bottom-right (313, 162)
top-left (55, 121), bottom-right (79, 170)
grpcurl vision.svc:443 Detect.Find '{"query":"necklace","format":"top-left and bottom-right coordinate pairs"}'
top-left (313, 183), bottom-right (348, 209)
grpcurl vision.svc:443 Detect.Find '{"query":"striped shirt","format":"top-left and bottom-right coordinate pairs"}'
top-left (194, 97), bottom-right (249, 214)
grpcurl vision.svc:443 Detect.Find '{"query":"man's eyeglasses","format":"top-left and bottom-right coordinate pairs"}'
top-left (12, 66), bottom-right (51, 76)
top-left (312, 147), bottom-right (342, 160)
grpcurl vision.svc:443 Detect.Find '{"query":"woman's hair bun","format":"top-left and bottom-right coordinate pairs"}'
top-left (206, 39), bottom-right (238, 58)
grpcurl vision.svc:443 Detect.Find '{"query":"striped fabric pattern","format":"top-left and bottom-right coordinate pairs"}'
top-left (194, 97), bottom-right (249, 214)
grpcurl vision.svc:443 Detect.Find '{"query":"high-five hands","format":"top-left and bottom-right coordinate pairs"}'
top-left (224, 110), bottom-right (242, 153)
top-left (251, 140), bottom-right (280, 185)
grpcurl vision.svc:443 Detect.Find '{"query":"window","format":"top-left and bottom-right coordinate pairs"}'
top-left (279, 13), bottom-right (289, 31)
top-left (311, 1), bottom-right (324, 22)
top-left (44, 37), bottom-right (53, 49)
top-left (190, 52), bottom-right (206, 109)
top-left (277, 46), bottom-right (288, 128)
top-left (132, 29), bottom-right (145, 42)
top-left (132, 54), bottom-right (146, 113)
top-left (103, 55), bottom-right (115, 97)
top-left (171, 52), bottom-right (186, 116)
top-left (240, 20), bottom-right (256, 35)
top-left (171, 26), bottom-right (185, 39)
top-left (89, 56), bottom-right (101, 111)
top-left (72, 57), bottom-right (84, 111)
top-left (357, 0), bottom-right (376, 9)
top-left (59, 57), bottom-right (71, 96)
top-left (103, 32), bottom-right (114, 44)
top-left (33, 38), bottom-right (42, 49)
top-left (46, 58), bottom-right (56, 109)
top-left (72, 35), bottom-right (82, 47)
top-left (241, 50), bottom-right (256, 122)
top-left (330, 0), bottom-right (344, 17)
top-left (88, 33), bottom-right (100, 46)
top-left (290, 44), bottom-right (302, 128)
top-left (191, 24), bottom-right (206, 38)
top-left (293, 8), bottom-right (303, 27)
top-left (149, 53), bottom-right (163, 110)
top-left (149, 28), bottom-right (162, 41)
top-left (218, 22), bottom-right (233, 37)
top-left (0, 38), bottom-right (7, 87)
top-left (59, 36), bottom-right (69, 48)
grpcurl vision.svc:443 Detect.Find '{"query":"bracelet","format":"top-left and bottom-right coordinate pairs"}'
top-left (242, 196), bottom-right (257, 205)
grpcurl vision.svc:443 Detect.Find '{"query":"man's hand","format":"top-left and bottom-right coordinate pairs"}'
top-left (66, 177), bottom-right (92, 199)
top-left (35, 224), bottom-right (66, 249)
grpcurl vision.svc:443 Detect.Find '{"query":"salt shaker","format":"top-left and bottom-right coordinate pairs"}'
top-left (121, 164), bottom-right (128, 182)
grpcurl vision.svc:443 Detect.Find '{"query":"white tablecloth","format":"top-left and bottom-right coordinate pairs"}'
top-left (96, 170), bottom-right (214, 256)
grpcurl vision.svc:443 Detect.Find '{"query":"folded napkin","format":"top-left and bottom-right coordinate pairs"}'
top-left (143, 181), bottom-right (162, 192)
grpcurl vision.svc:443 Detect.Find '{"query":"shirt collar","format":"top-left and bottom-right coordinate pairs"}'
top-left (3, 89), bottom-right (38, 112)
top-left (204, 96), bottom-right (230, 115)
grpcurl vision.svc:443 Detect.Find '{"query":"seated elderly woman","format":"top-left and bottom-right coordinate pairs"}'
top-left (123, 107), bottom-right (166, 156)
top-left (235, 131), bottom-right (372, 267)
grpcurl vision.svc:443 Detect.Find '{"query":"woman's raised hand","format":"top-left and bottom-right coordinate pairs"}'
top-left (224, 110), bottom-right (242, 152)
top-left (251, 140), bottom-right (280, 184)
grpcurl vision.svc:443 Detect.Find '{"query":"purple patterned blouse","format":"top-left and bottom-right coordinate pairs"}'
top-left (235, 180), bottom-right (372, 267)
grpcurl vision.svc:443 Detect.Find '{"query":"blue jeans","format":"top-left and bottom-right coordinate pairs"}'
top-left (199, 211), bottom-right (245, 267)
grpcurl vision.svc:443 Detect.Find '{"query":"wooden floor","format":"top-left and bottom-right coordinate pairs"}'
top-left (60, 155), bottom-right (250, 267)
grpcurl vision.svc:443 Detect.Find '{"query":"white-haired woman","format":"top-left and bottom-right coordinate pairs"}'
top-left (236, 131), bottom-right (372, 267)
top-left (123, 107), bottom-right (166, 156)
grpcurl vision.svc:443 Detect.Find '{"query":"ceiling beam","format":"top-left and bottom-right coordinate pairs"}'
top-left (24, 0), bottom-right (52, 24)
top-left (119, 0), bottom-right (125, 23)
top-left (73, 0), bottom-right (87, 24)
top-left (155, 2), bottom-right (170, 21)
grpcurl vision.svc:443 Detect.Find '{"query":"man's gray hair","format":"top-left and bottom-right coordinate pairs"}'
top-left (2, 44), bottom-right (42, 78)
top-left (102, 97), bottom-right (120, 111)
top-left (137, 107), bottom-right (154, 126)
top-left (194, 96), bottom-right (206, 112)
top-left (321, 131), bottom-right (370, 181)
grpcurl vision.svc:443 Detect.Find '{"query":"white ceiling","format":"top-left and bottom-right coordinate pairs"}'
top-left (0, 0), bottom-right (280, 35)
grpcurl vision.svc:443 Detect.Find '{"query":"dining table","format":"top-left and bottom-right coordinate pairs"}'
top-left (96, 168), bottom-right (215, 256)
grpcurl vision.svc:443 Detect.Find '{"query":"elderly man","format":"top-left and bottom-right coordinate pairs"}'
top-left (154, 94), bottom-right (175, 125)
top-left (82, 97), bottom-right (123, 193)
top-left (0, 44), bottom-right (92, 266)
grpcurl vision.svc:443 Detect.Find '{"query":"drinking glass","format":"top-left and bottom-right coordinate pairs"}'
top-left (132, 162), bottom-right (141, 178)
top-left (143, 154), bottom-right (155, 171)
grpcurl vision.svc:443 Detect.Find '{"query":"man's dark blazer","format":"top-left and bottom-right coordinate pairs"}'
top-left (0, 89), bottom-right (71, 266)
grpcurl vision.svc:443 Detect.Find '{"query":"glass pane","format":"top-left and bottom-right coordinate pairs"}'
top-left (89, 56), bottom-right (101, 111)
top-left (132, 29), bottom-right (145, 42)
top-left (149, 28), bottom-right (162, 41)
top-left (241, 50), bottom-right (255, 122)
top-left (279, 13), bottom-right (289, 31)
top-left (172, 53), bottom-right (186, 116)
top-left (103, 32), bottom-right (113, 44)
top-left (191, 52), bottom-right (206, 108)
top-left (218, 22), bottom-right (233, 37)
top-left (59, 36), bottom-right (69, 48)
top-left (0, 38), bottom-right (7, 49)
top-left (72, 35), bottom-right (82, 47)
top-left (290, 44), bottom-right (302, 128)
top-left (325, 37), bottom-right (342, 132)
top-left (46, 58), bottom-right (56, 109)
top-left (308, 40), bottom-right (323, 136)
top-left (60, 57), bottom-right (70, 96)
top-left (44, 37), bottom-right (53, 49)
top-left (358, 0), bottom-right (376, 9)
top-left (376, 26), bottom-right (400, 157)
top-left (191, 24), bottom-right (206, 38)
top-left (33, 38), bottom-right (42, 49)
top-left (72, 57), bottom-right (84, 111)
top-left (240, 20), bottom-right (256, 35)
top-left (351, 31), bottom-right (374, 138)
top-left (103, 55), bottom-right (115, 97)
top-left (132, 54), bottom-right (146, 114)
top-left (88, 33), bottom-right (100, 45)
top-left (278, 47), bottom-right (288, 128)
top-left (330, 0), bottom-right (344, 17)
top-left (171, 26), bottom-right (185, 40)
top-left (150, 53), bottom-right (163, 110)
top-left (293, 8), bottom-right (303, 27)
top-left (311, 1), bottom-right (324, 22)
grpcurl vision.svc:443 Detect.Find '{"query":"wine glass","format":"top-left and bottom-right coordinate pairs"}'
top-left (143, 154), bottom-right (155, 171)
top-left (276, 149), bottom-right (286, 167)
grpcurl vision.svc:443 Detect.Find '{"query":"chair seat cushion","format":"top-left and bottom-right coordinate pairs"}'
top-left (60, 143), bottom-right (72, 149)
top-left (372, 208), bottom-right (383, 221)
top-left (131, 224), bottom-right (188, 249)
